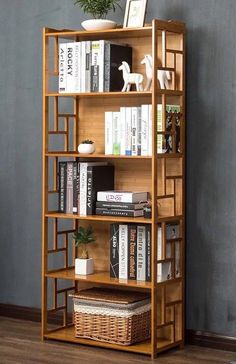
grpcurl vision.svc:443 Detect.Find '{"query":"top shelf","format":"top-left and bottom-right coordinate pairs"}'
top-left (46, 90), bottom-right (183, 98)
top-left (45, 20), bottom-right (186, 40)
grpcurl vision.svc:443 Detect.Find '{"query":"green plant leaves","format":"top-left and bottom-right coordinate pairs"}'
top-left (74, 0), bottom-right (121, 19)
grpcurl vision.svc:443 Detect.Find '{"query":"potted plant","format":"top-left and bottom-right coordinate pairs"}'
top-left (74, 0), bottom-right (121, 30)
top-left (73, 226), bottom-right (96, 275)
top-left (78, 139), bottom-right (95, 154)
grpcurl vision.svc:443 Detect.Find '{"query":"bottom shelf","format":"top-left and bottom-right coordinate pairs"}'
top-left (44, 326), bottom-right (181, 356)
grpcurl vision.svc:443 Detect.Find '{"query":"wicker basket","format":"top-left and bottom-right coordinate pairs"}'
top-left (72, 288), bottom-right (151, 345)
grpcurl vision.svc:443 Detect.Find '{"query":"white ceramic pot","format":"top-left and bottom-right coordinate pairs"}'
top-left (81, 19), bottom-right (117, 31)
top-left (78, 143), bottom-right (95, 154)
top-left (75, 258), bottom-right (94, 275)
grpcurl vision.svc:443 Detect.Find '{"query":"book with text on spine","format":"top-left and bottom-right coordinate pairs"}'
top-left (95, 208), bottom-right (144, 217)
top-left (96, 201), bottom-right (146, 210)
top-left (97, 191), bottom-right (148, 203)
top-left (137, 225), bottom-right (146, 281)
top-left (110, 224), bottom-right (119, 278)
top-left (66, 162), bottom-right (73, 214)
top-left (58, 43), bottom-right (66, 93)
top-left (128, 225), bottom-right (137, 280)
top-left (58, 161), bottom-right (67, 212)
top-left (119, 224), bottom-right (128, 279)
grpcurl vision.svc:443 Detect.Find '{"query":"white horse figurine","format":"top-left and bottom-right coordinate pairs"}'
top-left (118, 61), bottom-right (143, 92)
top-left (141, 54), bottom-right (171, 91)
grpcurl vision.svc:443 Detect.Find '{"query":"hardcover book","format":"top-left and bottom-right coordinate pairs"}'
top-left (137, 225), bottom-right (146, 281)
top-left (119, 224), bottom-right (128, 279)
top-left (97, 191), bottom-right (148, 203)
top-left (145, 225), bottom-right (151, 282)
top-left (128, 225), bottom-right (137, 280)
top-left (95, 208), bottom-right (143, 217)
top-left (58, 43), bottom-right (66, 93)
top-left (58, 161), bottom-right (67, 212)
top-left (96, 201), bottom-right (146, 210)
top-left (110, 224), bottom-right (119, 278)
top-left (66, 162), bottom-right (73, 214)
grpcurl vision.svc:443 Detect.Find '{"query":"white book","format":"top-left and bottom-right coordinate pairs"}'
top-left (80, 41), bottom-right (86, 92)
top-left (157, 104), bottom-right (163, 153)
top-left (157, 225), bottom-right (162, 261)
top-left (125, 107), bottom-right (132, 156)
top-left (97, 191), bottom-right (148, 203)
top-left (79, 162), bottom-right (108, 216)
top-left (119, 224), bottom-right (128, 279)
top-left (141, 104), bottom-right (149, 156)
top-left (137, 107), bottom-right (142, 155)
top-left (74, 42), bottom-right (80, 93)
top-left (99, 40), bottom-right (105, 92)
top-left (105, 111), bottom-right (113, 155)
top-left (58, 43), bottom-right (67, 93)
top-left (112, 111), bottom-right (120, 155)
top-left (91, 41), bottom-right (100, 92)
top-left (131, 107), bottom-right (138, 156)
top-left (66, 42), bottom-right (75, 93)
top-left (137, 226), bottom-right (146, 281)
top-left (148, 104), bottom-right (152, 156)
top-left (85, 41), bottom-right (91, 92)
top-left (120, 107), bottom-right (126, 155)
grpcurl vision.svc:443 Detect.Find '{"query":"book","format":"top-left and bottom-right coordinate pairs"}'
top-left (125, 107), bottom-right (132, 156)
top-left (128, 225), bottom-right (137, 280)
top-left (137, 225), bottom-right (146, 281)
top-left (66, 43), bottom-right (75, 93)
top-left (137, 107), bottom-right (142, 155)
top-left (87, 165), bottom-right (114, 215)
top-left (95, 208), bottom-right (144, 217)
top-left (73, 161), bottom-right (78, 214)
top-left (76, 163), bottom-right (80, 215)
top-left (58, 43), bottom-right (66, 93)
top-left (104, 43), bottom-right (132, 92)
top-left (80, 41), bottom-right (86, 92)
top-left (105, 111), bottom-right (113, 155)
top-left (157, 104), bottom-right (163, 153)
top-left (148, 104), bottom-right (152, 156)
top-left (79, 162), bottom-right (108, 216)
top-left (66, 162), bottom-right (73, 214)
top-left (97, 191), bottom-right (148, 203)
top-left (141, 104), bottom-right (149, 156)
top-left (74, 42), bottom-right (80, 93)
top-left (85, 41), bottom-right (92, 92)
top-left (112, 111), bottom-right (120, 155)
top-left (119, 107), bottom-right (126, 155)
top-left (91, 41), bottom-right (100, 92)
top-left (96, 201), bottom-right (146, 210)
top-left (119, 224), bottom-right (128, 279)
top-left (110, 224), bottom-right (119, 278)
top-left (131, 107), bottom-right (138, 156)
top-left (145, 225), bottom-right (151, 281)
top-left (58, 161), bottom-right (67, 212)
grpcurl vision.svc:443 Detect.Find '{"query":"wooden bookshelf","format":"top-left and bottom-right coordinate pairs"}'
top-left (42, 19), bottom-right (186, 359)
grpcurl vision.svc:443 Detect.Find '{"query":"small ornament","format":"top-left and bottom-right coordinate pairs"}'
top-left (141, 54), bottom-right (172, 91)
top-left (118, 61), bottom-right (144, 92)
top-left (78, 139), bottom-right (95, 154)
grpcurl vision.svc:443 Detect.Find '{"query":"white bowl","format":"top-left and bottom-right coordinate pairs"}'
top-left (81, 19), bottom-right (117, 31)
top-left (78, 143), bottom-right (95, 154)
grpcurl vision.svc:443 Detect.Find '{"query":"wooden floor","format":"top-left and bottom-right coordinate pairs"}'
top-left (0, 317), bottom-right (235, 364)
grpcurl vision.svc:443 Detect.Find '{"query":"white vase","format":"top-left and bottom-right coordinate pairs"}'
top-left (81, 19), bottom-right (117, 31)
top-left (78, 143), bottom-right (95, 154)
top-left (75, 258), bottom-right (94, 275)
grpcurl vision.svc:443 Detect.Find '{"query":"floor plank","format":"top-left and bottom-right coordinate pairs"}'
top-left (0, 317), bottom-right (235, 363)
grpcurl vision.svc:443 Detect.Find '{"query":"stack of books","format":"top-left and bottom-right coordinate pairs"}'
top-left (104, 104), bottom-right (181, 156)
top-left (96, 191), bottom-right (148, 217)
top-left (58, 161), bottom-right (114, 216)
top-left (59, 40), bottom-right (132, 93)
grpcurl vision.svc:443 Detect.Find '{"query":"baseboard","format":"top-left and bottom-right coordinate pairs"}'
top-left (1, 304), bottom-right (235, 352)
top-left (186, 329), bottom-right (236, 352)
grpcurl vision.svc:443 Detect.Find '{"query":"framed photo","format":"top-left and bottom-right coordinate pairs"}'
top-left (123, 0), bottom-right (148, 28)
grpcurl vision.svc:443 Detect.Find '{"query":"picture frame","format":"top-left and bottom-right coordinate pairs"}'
top-left (123, 0), bottom-right (148, 28)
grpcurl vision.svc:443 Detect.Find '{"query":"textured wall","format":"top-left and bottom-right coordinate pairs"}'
top-left (0, 0), bottom-right (235, 337)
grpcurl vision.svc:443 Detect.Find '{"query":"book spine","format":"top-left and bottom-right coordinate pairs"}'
top-left (58, 43), bottom-right (66, 93)
top-left (66, 43), bottom-right (75, 93)
top-left (128, 225), bottom-right (137, 280)
top-left (157, 104), bottom-right (163, 153)
top-left (95, 208), bottom-right (143, 217)
top-left (110, 224), bottom-right (119, 278)
top-left (125, 107), bottom-right (132, 155)
top-left (119, 224), bottom-right (128, 279)
top-left (157, 225), bottom-right (162, 281)
top-left (120, 107), bottom-right (126, 155)
top-left (66, 162), bottom-right (73, 214)
top-left (137, 225), bottom-right (146, 281)
top-left (99, 40), bottom-right (105, 92)
top-left (77, 163), bottom-right (80, 215)
top-left (145, 225), bottom-right (151, 282)
top-left (104, 42), bottom-right (110, 92)
top-left (148, 104), bottom-right (152, 156)
top-left (137, 107), bottom-right (142, 155)
top-left (131, 107), bottom-right (138, 156)
top-left (91, 41), bottom-right (100, 92)
top-left (73, 161), bottom-right (78, 214)
top-left (85, 41), bottom-right (91, 92)
top-left (87, 167), bottom-right (93, 215)
top-left (79, 163), bottom-right (87, 216)
top-left (81, 41), bottom-right (86, 92)
top-left (141, 104), bottom-right (149, 156)
top-left (105, 112), bottom-right (113, 155)
top-left (58, 162), bottom-right (67, 212)
top-left (112, 111), bottom-right (120, 155)
top-left (74, 42), bottom-right (80, 93)
top-left (96, 201), bottom-right (145, 210)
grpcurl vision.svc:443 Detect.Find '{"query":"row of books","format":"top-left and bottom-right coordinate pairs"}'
top-left (110, 223), bottom-right (180, 282)
top-left (58, 161), bottom-right (114, 216)
top-left (105, 104), bottom-right (181, 156)
top-left (59, 40), bottom-right (132, 93)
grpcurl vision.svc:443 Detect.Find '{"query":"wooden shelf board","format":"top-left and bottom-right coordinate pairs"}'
top-left (45, 212), bottom-right (152, 224)
top-left (45, 151), bottom-right (182, 159)
top-left (45, 90), bottom-right (183, 97)
top-left (45, 268), bottom-right (151, 290)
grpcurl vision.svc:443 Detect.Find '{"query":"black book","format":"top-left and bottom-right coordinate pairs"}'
top-left (87, 165), bottom-right (114, 215)
top-left (96, 201), bottom-right (146, 210)
top-left (73, 162), bottom-right (78, 214)
top-left (104, 43), bottom-right (132, 92)
top-left (110, 224), bottom-right (119, 278)
top-left (58, 161), bottom-right (67, 213)
top-left (145, 225), bottom-right (151, 282)
top-left (96, 208), bottom-right (144, 217)
top-left (128, 225), bottom-right (137, 280)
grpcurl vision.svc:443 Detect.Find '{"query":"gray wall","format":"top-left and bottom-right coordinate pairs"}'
top-left (0, 0), bottom-right (235, 337)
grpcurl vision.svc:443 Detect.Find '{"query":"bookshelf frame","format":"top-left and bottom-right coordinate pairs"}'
top-left (42, 19), bottom-right (186, 359)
